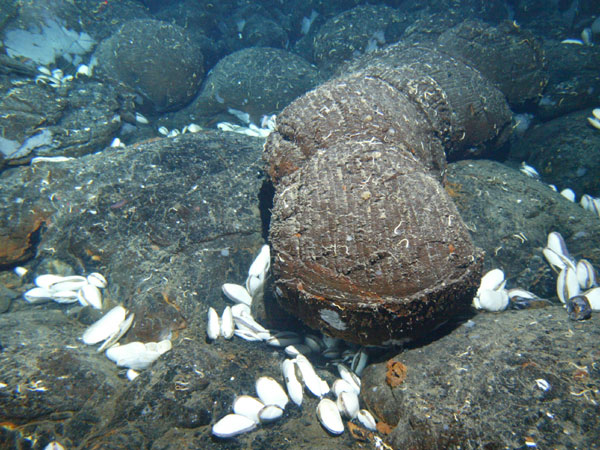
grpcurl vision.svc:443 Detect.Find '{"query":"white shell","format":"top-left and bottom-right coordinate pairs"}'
top-left (506, 288), bottom-right (537, 300)
top-left (543, 248), bottom-right (567, 272)
top-left (187, 123), bottom-right (201, 133)
top-left (158, 126), bottom-right (169, 136)
top-left (76, 64), bottom-right (90, 77)
top-left (245, 274), bottom-right (264, 298)
top-left (267, 331), bottom-right (302, 347)
top-left (356, 409), bottom-right (377, 431)
top-left (82, 305), bottom-right (127, 344)
top-left (284, 344), bottom-right (312, 357)
top-left (220, 306), bottom-right (235, 339)
top-left (126, 369), bottom-right (139, 381)
top-left (304, 335), bottom-right (325, 353)
top-left (87, 272), bottom-right (107, 288)
top-left (248, 245), bottom-right (270, 279)
top-left (97, 312), bottom-right (134, 352)
top-left (14, 266), bottom-right (28, 277)
top-left (135, 112), bottom-right (149, 124)
top-left (478, 269), bottom-right (505, 292)
top-left (258, 404), bottom-right (284, 423)
top-left (44, 442), bottom-right (66, 450)
top-left (48, 276), bottom-right (88, 292)
top-left (281, 359), bottom-right (303, 406)
top-left (593, 108), bottom-right (600, 121)
top-left (234, 329), bottom-right (263, 342)
top-left (547, 232), bottom-right (570, 258)
top-left (23, 287), bottom-right (54, 304)
top-left (557, 267), bottom-right (580, 304)
top-left (105, 341), bottom-right (146, 363)
top-left (207, 307), bottom-right (220, 340)
top-left (296, 354), bottom-right (330, 398)
top-left (588, 117), bottom-right (600, 130)
top-left (105, 339), bottom-right (171, 370)
top-left (337, 363), bottom-right (361, 394)
top-left (351, 348), bottom-right (368, 376)
top-left (230, 302), bottom-right (252, 319)
top-left (316, 398), bottom-right (344, 435)
top-left (37, 66), bottom-right (52, 76)
top-left (233, 395), bottom-right (264, 424)
top-left (584, 287), bottom-right (600, 310)
top-left (337, 391), bottom-right (359, 419)
top-left (232, 313), bottom-right (269, 335)
top-left (51, 289), bottom-right (80, 303)
top-left (560, 188), bottom-right (576, 202)
top-left (78, 284), bottom-right (103, 309)
top-left (212, 413), bottom-right (257, 438)
top-left (474, 289), bottom-right (509, 312)
top-left (256, 376), bottom-right (289, 409)
top-left (576, 259), bottom-right (597, 289)
top-left (222, 283), bottom-right (253, 306)
top-left (332, 379), bottom-right (356, 397)
top-left (32, 274), bottom-right (67, 289)
top-left (51, 68), bottom-right (63, 80)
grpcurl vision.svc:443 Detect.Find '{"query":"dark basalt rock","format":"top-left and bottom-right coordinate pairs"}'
top-left (264, 42), bottom-right (515, 345)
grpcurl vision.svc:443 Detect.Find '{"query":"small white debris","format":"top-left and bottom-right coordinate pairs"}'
top-left (126, 369), bottom-right (139, 381)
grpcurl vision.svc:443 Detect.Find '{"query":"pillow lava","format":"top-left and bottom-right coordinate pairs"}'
top-left (93, 19), bottom-right (204, 112)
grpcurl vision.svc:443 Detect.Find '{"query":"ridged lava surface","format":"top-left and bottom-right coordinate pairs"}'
top-left (265, 44), bottom-right (508, 344)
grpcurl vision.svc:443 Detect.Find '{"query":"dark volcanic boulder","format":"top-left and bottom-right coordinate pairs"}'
top-left (269, 140), bottom-right (482, 345)
top-left (188, 47), bottom-right (322, 125)
top-left (94, 19), bottom-right (204, 112)
top-left (263, 44), bottom-right (512, 345)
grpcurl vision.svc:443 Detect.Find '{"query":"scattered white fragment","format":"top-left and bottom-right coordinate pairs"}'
top-left (126, 369), bottom-right (139, 381)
